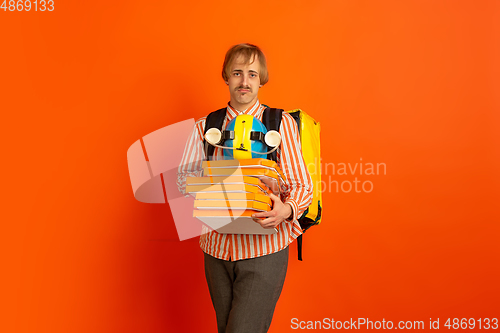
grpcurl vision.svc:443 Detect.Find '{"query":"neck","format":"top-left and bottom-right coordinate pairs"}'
top-left (230, 97), bottom-right (259, 113)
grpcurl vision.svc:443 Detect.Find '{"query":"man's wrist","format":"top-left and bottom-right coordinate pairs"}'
top-left (284, 201), bottom-right (295, 222)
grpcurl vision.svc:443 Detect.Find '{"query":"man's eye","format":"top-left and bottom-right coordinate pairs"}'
top-left (234, 73), bottom-right (240, 76)
top-left (250, 74), bottom-right (256, 77)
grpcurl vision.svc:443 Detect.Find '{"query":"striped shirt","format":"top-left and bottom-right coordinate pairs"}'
top-left (177, 100), bottom-right (313, 261)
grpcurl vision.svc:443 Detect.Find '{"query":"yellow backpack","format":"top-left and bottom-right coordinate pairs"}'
top-left (287, 109), bottom-right (322, 260)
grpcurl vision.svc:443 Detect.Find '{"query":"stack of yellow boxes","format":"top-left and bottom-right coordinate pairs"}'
top-left (185, 158), bottom-right (286, 234)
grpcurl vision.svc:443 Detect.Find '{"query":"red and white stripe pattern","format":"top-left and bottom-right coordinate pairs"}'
top-left (177, 100), bottom-right (313, 261)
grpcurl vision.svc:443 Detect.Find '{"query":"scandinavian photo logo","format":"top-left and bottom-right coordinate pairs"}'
top-left (310, 157), bottom-right (387, 194)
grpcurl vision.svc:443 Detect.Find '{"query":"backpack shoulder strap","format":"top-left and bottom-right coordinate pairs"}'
top-left (203, 108), bottom-right (226, 161)
top-left (262, 107), bottom-right (283, 162)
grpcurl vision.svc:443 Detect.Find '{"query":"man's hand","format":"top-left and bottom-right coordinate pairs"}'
top-left (252, 193), bottom-right (293, 229)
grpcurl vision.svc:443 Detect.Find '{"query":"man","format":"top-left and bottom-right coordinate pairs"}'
top-left (177, 43), bottom-right (312, 333)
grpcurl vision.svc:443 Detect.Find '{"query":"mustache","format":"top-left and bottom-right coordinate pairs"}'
top-left (236, 86), bottom-right (252, 92)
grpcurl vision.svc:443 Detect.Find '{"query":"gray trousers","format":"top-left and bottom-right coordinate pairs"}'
top-left (204, 247), bottom-right (289, 333)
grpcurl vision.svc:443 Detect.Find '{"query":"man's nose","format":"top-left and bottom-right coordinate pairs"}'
top-left (241, 74), bottom-right (249, 86)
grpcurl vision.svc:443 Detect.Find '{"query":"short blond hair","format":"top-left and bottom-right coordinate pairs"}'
top-left (222, 43), bottom-right (269, 85)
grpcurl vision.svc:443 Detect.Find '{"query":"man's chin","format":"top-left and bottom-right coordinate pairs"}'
top-left (235, 97), bottom-right (252, 105)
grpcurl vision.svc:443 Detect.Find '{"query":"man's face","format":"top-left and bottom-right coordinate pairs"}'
top-left (227, 55), bottom-right (262, 111)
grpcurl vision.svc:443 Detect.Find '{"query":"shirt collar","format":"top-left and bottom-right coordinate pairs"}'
top-left (226, 99), bottom-right (263, 118)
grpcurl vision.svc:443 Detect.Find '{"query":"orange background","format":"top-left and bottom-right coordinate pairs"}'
top-left (1, 1), bottom-right (499, 332)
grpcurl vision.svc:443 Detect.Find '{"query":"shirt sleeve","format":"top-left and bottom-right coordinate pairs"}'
top-left (176, 118), bottom-right (206, 195)
top-left (278, 112), bottom-right (313, 222)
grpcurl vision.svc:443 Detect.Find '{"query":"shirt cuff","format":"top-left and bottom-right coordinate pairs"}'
top-left (284, 199), bottom-right (298, 223)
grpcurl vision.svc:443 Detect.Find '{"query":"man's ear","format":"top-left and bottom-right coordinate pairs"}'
top-left (225, 81), bottom-right (229, 85)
